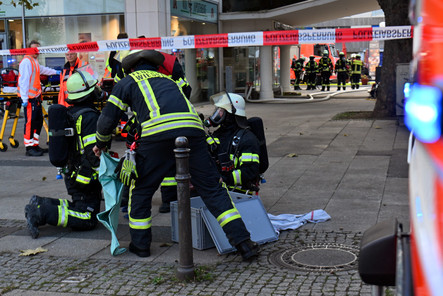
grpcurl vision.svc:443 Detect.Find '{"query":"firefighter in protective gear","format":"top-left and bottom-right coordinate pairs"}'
top-left (335, 52), bottom-right (349, 91)
top-left (24, 70), bottom-right (102, 239)
top-left (18, 40), bottom-right (59, 156)
top-left (58, 52), bottom-right (88, 107)
top-left (350, 54), bottom-right (363, 89)
top-left (207, 92), bottom-right (261, 194)
top-left (305, 55), bottom-right (318, 90)
top-left (93, 50), bottom-right (259, 260)
top-left (157, 51), bottom-right (192, 213)
top-left (318, 49), bottom-right (333, 91)
top-left (292, 57), bottom-right (305, 91)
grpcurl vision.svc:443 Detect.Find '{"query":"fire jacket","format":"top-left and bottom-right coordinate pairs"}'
top-left (18, 55), bottom-right (57, 105)
top-left (305, 60), bottom-right (318, 74)
top-left (210, 124), bottom-right (260, 192)
top-left (58, 58), bottom-right (87, 107)
top-left (95, 64), bottom-right (204, 149)
top-left (335, 58), bottom-right (349, 73)
top-left (318, 57), bottom-right (333, 73)
top-left (67, 105), bottom-right (101, 189)
top-left (351, 59), bottom-right (363, 75)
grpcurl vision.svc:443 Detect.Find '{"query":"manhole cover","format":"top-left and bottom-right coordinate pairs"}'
top-left (269, 243), bottom-right (359, 272)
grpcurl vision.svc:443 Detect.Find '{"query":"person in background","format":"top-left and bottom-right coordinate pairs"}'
top-left (58, 52), bottom-right (88, 107)
top-left (335, 52), bottom-right (349, 91)
top-left (305, 55), bottom-right (318, 91)
top-left (350, 54), bottom-right (363, 89)
top-left (318, 50), bottom-right (333, 92)
top-left (18, 40), bottom-right (60, 157)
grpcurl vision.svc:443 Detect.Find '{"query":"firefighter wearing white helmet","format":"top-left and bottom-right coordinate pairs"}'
top-left (205, 91), bottom-right (262, 194)
top-left (93, 50), bottom-right (259, 260)
top-left (318, 49), bottom-right (333, 91)
top-left (24, 70), bottom-right (102, 239)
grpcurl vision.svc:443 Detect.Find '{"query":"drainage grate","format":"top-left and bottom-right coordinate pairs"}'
top-left (269, 243), bottom-right (359, 272)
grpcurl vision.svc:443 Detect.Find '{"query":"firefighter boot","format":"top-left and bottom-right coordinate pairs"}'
top-left (337, 87), bottom-right (341, 91)
top-left (321, 86), bottom-right (325, 91)
top-left (25, 204), bottom-right (44, 239)
top-left (352, 85), bottom-right (355, 89)
top-left (129, 242), bottom-right (151, 257)
top-left (343, 87), bottom-right (346, 90)
top-left (356, 84), bottom-right (360, 89)
top-left (236, 239), bottom-right (259, 261)
top-left (29, 195), bottom-right (53, 207)
top-left (327, 86), bottom-right (330, 91)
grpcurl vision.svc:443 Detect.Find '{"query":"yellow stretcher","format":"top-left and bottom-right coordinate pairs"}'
top-left (0, 91), bottom-right (58, 152)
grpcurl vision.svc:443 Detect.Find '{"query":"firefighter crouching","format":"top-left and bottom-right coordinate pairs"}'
top-left (24, 70), bottom-right (102, 238)
top-left (205, 93), bottom-right (261, 194)
top-left (92, 50), bottom-right (259, 260)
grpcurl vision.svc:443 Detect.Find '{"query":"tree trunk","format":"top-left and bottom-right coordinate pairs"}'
top-left (373, 0), bottom-right (412, 118)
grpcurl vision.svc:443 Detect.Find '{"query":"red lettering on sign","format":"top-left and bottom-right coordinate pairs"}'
top-left (10, 48), bottom-right (38, 56)
top-left (129, 38), bottom-right (162, 50)
top-left (195, 34), bottom-right (228, 48)
top-left (263, 30), bottom-right (299, 45)
top-left (67, 41), bottom-right (99, 52)
top-left (336, 28), bottom-right (373, 43)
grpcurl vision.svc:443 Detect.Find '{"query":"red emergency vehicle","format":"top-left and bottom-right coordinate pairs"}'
top-left (358, 0), bottom-right (443, 295)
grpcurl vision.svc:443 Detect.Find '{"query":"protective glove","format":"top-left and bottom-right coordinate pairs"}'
top-left (21, 99), bottom-right (28, 108)
top-left (55, 70), bottom-right (61, 75)
top-left (119, 150), bottom-right (138, 187)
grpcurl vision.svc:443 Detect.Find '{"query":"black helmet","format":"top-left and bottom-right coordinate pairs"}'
top-left (122, 50), bottom-right (165, 74)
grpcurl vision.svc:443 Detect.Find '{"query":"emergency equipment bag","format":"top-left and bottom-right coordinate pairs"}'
top-left (48, 104), bottom-right (97, 167)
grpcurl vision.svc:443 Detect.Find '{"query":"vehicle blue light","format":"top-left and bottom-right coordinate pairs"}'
top-left (404, 83), bottom-right (442, 143)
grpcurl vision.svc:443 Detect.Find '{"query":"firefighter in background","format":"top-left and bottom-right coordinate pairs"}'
top-left (58, 52), bottom-right (88, 107)
top-left (205, 93), bottom-right (261, 194)
top-left (18, 40), bottom-right (60, 157)
top-left (292, 57), bottom-right (305, 91)
top-left (24, 70), bottom-right (102, 238)
top-left (93, 50), bottom-right (259, 260)
top-left (318, 50), bottom-right (333, 91)
top-left (335, 52), bottom-right (349, 91)
top-left (350, 54), bottom-right (363, 89)
top-left (305, 55), bottom-right (318, 90)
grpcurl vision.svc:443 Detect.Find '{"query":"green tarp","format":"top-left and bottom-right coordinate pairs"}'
top-left (97, 152), bottom-right (126, 256)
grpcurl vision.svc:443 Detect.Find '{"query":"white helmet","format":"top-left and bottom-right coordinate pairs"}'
top-left (211, 92), bottom-right (246, 117)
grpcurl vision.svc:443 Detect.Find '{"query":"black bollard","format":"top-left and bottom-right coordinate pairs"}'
top-left (174, 136), bottom-right (195, 281)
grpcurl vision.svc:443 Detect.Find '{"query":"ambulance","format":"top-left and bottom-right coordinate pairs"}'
top-left (358, 0), bottom-right (443, 295)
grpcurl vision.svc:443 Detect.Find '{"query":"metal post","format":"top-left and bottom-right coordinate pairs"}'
top-left (174, 136), bottom-right (195, 281)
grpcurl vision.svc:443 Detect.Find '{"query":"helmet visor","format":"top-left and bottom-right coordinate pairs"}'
top-left (209, 107), bottom-right (227, 126)
top-left (210, 91), bottom-right (233, 113)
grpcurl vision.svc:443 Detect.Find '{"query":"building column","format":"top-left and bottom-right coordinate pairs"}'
top-left (125, 0), bottom-right (170, 38)
top-left (259, 46), bottom-right (274, 100)
top-left (185, 49), bottom-right (200, 103)
top-left (280, 45), bottom-right (292, 93)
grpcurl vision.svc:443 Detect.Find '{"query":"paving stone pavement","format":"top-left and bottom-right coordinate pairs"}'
top-left (0, 87), bottom-right (408, 295)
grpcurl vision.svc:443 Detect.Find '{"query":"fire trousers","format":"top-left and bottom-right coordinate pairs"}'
top-left (129, 135), bottom-right (251, 249)
top-left (23, 96), bottom-right (43, 148)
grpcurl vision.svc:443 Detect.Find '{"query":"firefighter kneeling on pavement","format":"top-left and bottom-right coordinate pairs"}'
top-left (205, 92), bottom-right (261, 194)
top-left (24, 70), bottom-right (102, 238)
top-left (92, 49), bottom-right (259, 260)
